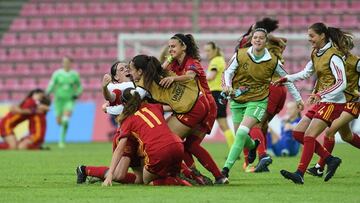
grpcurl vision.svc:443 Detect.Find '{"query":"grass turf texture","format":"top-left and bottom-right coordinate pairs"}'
top-left (0, 142), bottom-right (359, 203)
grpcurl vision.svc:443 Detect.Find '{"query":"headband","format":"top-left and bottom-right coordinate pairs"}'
top-left (172, 34), bottom-right (189, 47)
top-left (254, 28), bottom-right (268, 34)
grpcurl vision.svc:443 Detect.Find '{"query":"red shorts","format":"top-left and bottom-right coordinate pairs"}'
top-left (174, 94), bottom-right (216, 134)
top-left (145, 142), bottom-right (184, 177)
top-left (112, 132), bottom-right (142, 168)
top-left (267, 84), bottom-right (287, 116)
top-left (0, 114), bottom-right (24, 137)
top-left (343, 102), bottom-right (360, 118)
top-left (305, 102), bottom-right (345, 126)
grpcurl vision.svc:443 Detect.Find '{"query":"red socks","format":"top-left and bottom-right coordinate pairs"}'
top-left (349, 133), bottom-right (360, 148)
top-left (85, 166), bottom-right (108, 179)
top-left (152, 176), bottom-right (191, 186)
top-left (292, 131), bottom-right (331, 159)
top-left (249, 127), bottom-right (267, 157)
top-left (297, 136), bottom-right (316, 174)
top-left (318, 136), bottom-right (335, 168)
top-left (184, 135), bottom-right (222, 179)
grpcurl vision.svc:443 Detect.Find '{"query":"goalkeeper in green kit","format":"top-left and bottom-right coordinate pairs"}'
top-left (46, 56), bottom-right (83, 148)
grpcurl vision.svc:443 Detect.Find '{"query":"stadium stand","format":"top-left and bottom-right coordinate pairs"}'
top-left (0, 0), bottom-right (359, 101)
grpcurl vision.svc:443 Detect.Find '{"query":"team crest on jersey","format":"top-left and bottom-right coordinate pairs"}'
top-left (189, 64), bottom-right (197, 71)
top-left (242, 62), bottom-right (249, 70)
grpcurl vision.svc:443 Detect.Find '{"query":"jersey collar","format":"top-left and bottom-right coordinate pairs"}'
top-left (247, 46), bottom-right (272, 62)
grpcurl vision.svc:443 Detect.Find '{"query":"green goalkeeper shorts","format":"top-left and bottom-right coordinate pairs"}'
top-left (230, 98), bottom-right (268, 124)
top-left (54, 99), bottom-right (75, 117)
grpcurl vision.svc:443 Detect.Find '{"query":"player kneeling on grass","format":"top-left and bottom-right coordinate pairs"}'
top-left (0, 89), bottom-right (50, 150)
top-left (102, 88), bottom-right (190, 186)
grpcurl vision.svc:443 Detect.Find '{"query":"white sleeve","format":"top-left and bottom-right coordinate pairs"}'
top-left (224, 53), bottom-right (238, 87)
top-left (318, 55), bottom-right (346, 98)
top-left (275, 61), bottom-right (302, 101)
top-left (356, 60), bottom-right (360, 87)
top-left (286, 60), bottom-right (315, 82)
top-left (135, 86), bottom-right (149, 99)
top-left (106, 105), bottom-right (124, 115)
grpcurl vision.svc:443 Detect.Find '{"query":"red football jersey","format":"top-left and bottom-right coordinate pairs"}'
top-left (169, 56), bottom-right (211, 96)
top-left (118, 103), bottom-right (182, 156)
top-left (28, 113), bottom-right (46, 144)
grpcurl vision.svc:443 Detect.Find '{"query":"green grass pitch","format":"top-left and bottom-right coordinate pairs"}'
top-left (0, 142), bottom-right (359, 203)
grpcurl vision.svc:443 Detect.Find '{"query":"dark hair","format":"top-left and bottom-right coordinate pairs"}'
top-left (20, 88), bottom-right (44, 106)
top-left (206, 41), bottom-right (221, 57)
top-left (110, 61), bottom-right (127, 83)
top-left (40, 95), bottom-right (51, 106)
top-left (131, 55), bottom-right (169, 90)
top-left (171, 33), bottom-right (201, 61)
top-left (116, 87), bottom-right (141, 123)
top-left (254, 17), bottom-right (279, 33)
top-left (309, 22), bottom-right (354, 55)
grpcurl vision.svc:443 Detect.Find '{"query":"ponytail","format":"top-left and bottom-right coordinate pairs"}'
top-left (116, 88), bottom-right (141, 123)
top-left (132, 55), bottom-right (169, 90)
top-left (309, 22), bottom-right (354, 55)
top-left (207, 41), bottom-right (222, 57)
top-left (171, 33), bottom-right (201, 61)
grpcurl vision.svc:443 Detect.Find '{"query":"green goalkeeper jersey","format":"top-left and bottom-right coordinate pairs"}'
top-left (46, 69), bottom-right (83, 100)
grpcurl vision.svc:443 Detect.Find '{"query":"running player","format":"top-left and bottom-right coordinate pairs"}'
top-left (307, 36), bottom-right (360, 177)
top-left (46, 56), bottom-right (83, 148)
top-left (278, 22), bottom-right (351, 184)
top-left (221, 27), bottom-right (302, 178)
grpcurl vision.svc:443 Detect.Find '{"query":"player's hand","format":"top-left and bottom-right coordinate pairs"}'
top-left (223, 86), bottom-right (233, 97)
top-left (296, 100), bottom-right (304, 111)
top-left (102, 74), bottom-right (112, 87)
top-left (102, 102), bottom-right (109, 113)
top-left (307, 93), bottom-right (321, 105)
top-left (159, 77), bottom-right (175, 88)
top-left (273, 77), bottom-right (288, 86)
top-left (102, 177), bottom-right (113, 187)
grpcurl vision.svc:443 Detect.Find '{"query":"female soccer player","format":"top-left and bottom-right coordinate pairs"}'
top-left (221, 27), bottom-right (302, 178)
top-left (307, 38), bottom-right (360, 177)
top-left (277, 22), bottom-right (351, 184)
top-left (129, 54), bottom-right (228, 184)
top-left (17, 95), bottom-right (51, 150)
top-left (236, 18), bottom-right (297, 173)
top-left (204, 41), bottom-right (235, 149)
top-left (102, 88), bottom-right (190, 186)
top-left (46, 56), bottom-right (83, 148)
top-left (0, 89), bottom-right (46, 149)
top-left (76, 61), bottom-right (141, 185)
top-left (161, 34), bottom-right (227, 184)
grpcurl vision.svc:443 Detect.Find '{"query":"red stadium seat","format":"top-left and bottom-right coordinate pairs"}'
top-left (103, 2), bottom-right (120, 14)
top-left (90, 47), bottom-right (106, 59)
top-left (94, 18), bottom-right (109, 29)
top-left (38, 78), bottom-right (50, 89)
top-left (31, 62), bottom-right (47, 75)
top-left (99, 32), bottom-right (116, 44)
top-left (15, 63), bottom-right (31, 75)
top-left (20, 3), bottom-right (38, 16)
top-left (34, 32), bottom-right (50, 45)
top-left (224, 16), bottom-right (241, 30)
top-left (28, 18), bottom-right (45, 30)
top-left (83, 32), bottom-right (99, 44)
top-left (77, 18), bottom-right (93, 29)
top-left (324, 15), bottom-right (341, 27)
top-left (67, 32), bottom-right (82, 44)
top-left (57, 47), bottom-right (72, 57)
top-left (18, 33), bottom-right (35, 45)
top-left (41, 48), bottom-right (57, 60)
top-left (21, 78), bottom-right (37, 89)
top-left (118, 2), bottom-right (135, 14)
top-left (51, 32), bottom-right (67, 45)
top-left (10, 18), bottom-right (27, 31)
top-left (38, 3), bottom-right (55, 15)
top-left (0, 63), bottom-right (14, 75)
top-left (126, 17), bottom-right (142, 29)
top-left (70, 2), bottom-right (87, 15)
top-left (342, 15), bottom-right (358, 29)
top-left (109, 18), bottom-right (126, 29)
top-left (199, 1), bottom-right (217, 14)
top-left (158, 17), bottom-right (175, 30)
top-left (24, 48), bottom-right (42, 60)
top-left (61, 18), bottom-right (77, 30)
top-left (151, 2), bottom-right (168, 14)
top-left (106, 47), bottom-right (117, 59)
top-left (218, 2), bottom-right (233, 14)
top-left (134, 2), bottom-right (152, 14)
top-left (45, 18), bottom-right (61, 30)
top-left (54, 3), bottom-right (71, 15)
top-left (1, 33), bottom-right (17, 45)
top-left (87, 2), bottom-right (104, 15)
top-left (175, 16), bottom-right (191, 29)
top-left (307, 15), bottom-right (324, 24)
top-left (143, 17), bottom-right (159, 30)
top-left (8, 48), bottom-right (25, 61)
